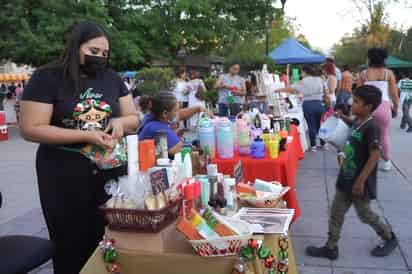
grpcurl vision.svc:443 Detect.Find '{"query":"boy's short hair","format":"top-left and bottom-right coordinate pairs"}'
top-left (354, 85), bottom-right (382, 112)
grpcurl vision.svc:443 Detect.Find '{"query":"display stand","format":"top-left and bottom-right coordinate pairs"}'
top-left (80, 234), bottom-right (297, 274)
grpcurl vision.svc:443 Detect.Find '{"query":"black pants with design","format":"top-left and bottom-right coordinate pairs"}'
top-left (36, 146), bottom-right (126, 274)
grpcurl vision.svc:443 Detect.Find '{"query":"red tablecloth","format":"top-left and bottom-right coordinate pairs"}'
top-left (213, 125), bottom-right (304, 221)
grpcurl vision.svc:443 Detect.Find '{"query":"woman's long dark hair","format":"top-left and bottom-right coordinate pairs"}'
top-left (48, 21), bottom-right (110, 93)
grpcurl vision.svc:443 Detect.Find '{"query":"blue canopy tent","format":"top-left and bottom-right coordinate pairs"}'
top-left (119, 71), bottom-right (137, 78)
top-left (269, 38), bottom-right (325, 64)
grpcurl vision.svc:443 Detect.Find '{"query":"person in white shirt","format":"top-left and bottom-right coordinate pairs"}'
top-left (173, 67), bottom-right (189, 108)
top-left (187, 69), bottom-right (207, 128)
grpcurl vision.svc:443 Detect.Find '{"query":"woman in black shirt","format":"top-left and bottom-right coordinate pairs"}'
top-left (20, 22), bottom-right (138, 274)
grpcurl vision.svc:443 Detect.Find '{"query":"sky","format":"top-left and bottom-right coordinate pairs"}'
top-left (284, 0), bottom-right (412, 54)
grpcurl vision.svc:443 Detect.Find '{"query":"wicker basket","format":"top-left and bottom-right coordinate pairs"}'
top-left (99, 198), bottom-right (182, 233)
top-left (188, 218), bottom-right (255, 257)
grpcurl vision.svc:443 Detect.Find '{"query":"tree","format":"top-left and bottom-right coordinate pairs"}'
top-left (0, 0), bottom-right (288, 70)
top-left (332, 0), bottom-right (411, 68)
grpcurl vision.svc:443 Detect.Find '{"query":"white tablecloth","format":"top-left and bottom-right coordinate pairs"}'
top-left (286, 107), bottom-right (309, 152)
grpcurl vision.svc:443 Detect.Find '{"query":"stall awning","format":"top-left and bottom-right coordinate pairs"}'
top-left (269, 38), bottom-right (326, 65)
top-left (361, 55), bottom-right (412, 69)
top-left (0, 74), bottom-right (29, 82)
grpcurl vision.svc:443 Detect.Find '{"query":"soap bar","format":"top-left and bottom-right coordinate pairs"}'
top-left (236, 183), bottom-right (256, 195)
top-left (214, 223), bottom-right (237, 237)
top-left (177, 219), bottom-right (203, 240)
top-left (202, 208), bottom-right (237, 237)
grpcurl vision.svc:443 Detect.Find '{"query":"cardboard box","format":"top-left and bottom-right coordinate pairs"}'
top-left (81, 234), bottom-right (298, 274)
top-left (105, 222), bottom-right (193, 254)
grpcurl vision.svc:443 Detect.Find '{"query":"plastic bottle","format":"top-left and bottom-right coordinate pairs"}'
top-left (199, 117), bottom-right (216, 159)
top-left (251, 136), bottom-right (266, 159)
top-left (139, 139), bottom-right (156, 171)
top-left (216, 118), bottom-right (234, 159)
top-left (236, 118), bottom-right (251, 155)
top-left (223, 178), bottom-right (236, 210)
top-left (268, 138), bottom-right (279, 159)
top-left (261, 128), bottom-right (271, 148)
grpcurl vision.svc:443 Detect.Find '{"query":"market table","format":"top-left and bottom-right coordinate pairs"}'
top-left (80, 234), bottom-right (297, 274)
top-left (213, 125), bottom-right (303, 222)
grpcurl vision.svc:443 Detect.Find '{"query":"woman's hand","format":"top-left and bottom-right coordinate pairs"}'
top-left (105, 118), bottom-right (125, 140)
top-left (85, 131), bottom-right (115, 149)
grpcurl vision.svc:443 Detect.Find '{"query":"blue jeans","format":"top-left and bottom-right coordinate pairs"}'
top-left (248, 101), bottom-right (268, 114)
top-left (218, 103), bottom-right (241, 117)
top-left (303, 100), bottom-right (325, 147)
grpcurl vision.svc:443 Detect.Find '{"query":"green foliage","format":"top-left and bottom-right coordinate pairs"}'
top-left (137, 67), bottom-right (175, 95)
top-left (203, 76), bottom-right (219, 104)
top-left (333, 0), bottom-right (412, 68)
top-left (224, 40), bottom-right (277, 72)
top-left (0, 0), bottom-right (287, 70)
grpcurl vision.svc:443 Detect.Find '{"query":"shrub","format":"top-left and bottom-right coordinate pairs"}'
top-left (137, 67), bottom-right (175, 95)
top-left (203, 76), bottom-right (218, 105)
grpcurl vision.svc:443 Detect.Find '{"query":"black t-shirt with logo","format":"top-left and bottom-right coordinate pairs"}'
top-left (22, 66), bottom-right (129, 149)
top-left (336, 118), bottom-right (380, 199)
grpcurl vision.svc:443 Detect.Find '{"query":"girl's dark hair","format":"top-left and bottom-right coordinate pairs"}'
top-left (354, 85), bottom-right (382, 112)
top-left (302, 65), bottom-right (316, 76)
top-left (139, 95), bottom-right (152, 113)
top-left (176, 67), bottom-right (186, 78)
top-left (47, 21), bottom-right (110, 93)
top-left (368, 48), bottom-right (388, 68)
top-left (150, 92), bottom-right (177, 118)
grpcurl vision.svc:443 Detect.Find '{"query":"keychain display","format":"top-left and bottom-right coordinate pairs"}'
top-left (234, 235), bottom-right (289, 274)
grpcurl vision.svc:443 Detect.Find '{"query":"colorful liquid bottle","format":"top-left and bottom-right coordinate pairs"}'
top-left (216, 118), bottom-right (234, 159)
top-left (199, 118), bottom-right (216, 159)
top-left (236, 118), bottom-right (251, 155)
top-left (251, 137), bottom-right (265, 159)
top-left (139, 139), bottom-right (156, 171)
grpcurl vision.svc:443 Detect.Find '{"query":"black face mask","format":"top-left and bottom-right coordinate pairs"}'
top-left (80, 54), bottom-right (107, 76)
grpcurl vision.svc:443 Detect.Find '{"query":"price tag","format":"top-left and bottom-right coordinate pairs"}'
top-left (150, 168), bottom-right (169, 195)
top-left (234, 160), bottom-right (244, 184)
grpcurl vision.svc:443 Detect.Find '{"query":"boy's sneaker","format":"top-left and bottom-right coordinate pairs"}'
top-left (380, 160), bottom-right (392, 172)
top-left (407, 128), bottom-right (412, 133)
top-left (371, 233), bottom-right (398, 257)
top-left (306, 245), bottom-right (339, 260)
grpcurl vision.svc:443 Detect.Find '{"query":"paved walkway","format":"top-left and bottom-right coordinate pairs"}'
top-left (0, 116), bottom-right (411, 274)
top-left (293, 116), bottom-right (412, 274)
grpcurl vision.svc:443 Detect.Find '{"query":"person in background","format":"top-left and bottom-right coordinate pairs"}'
top-left (14, 83), bottom-right (24, 123)
top-left (188, 69), bottom-right (207, 128)
top-left (306, 85), bottom-right (398, 260)
top-left (138, 92), bottom-right (183, 155)
top-left (277, 65), bottom-right (326, 151)
top-left (123, 77), bottom-right (131, 91)
top-left (0, 84), bottom-right (7, 111)
top-left (214, 63), bottom-right (246, 117)
top-left (280, 71), bottom-right (289, 87)
top-left (323, 63), bottom-right (337, 107)
top-left (173, 67), bottom-right (190, 109)
top-left (357, 48), bottom-right (399, 172)
top-left (8, 82), bottom-right (17, 98)
top-left (326, 57), bottom-right (342, 90)
top-left (337, 65), bottom-right (354, 107)
top-left (138, 94), bottom-right (207, 131)
top-left (399, 72), bottom-right (412, 132)
top-left (20, 21), bottom-right (139, 274)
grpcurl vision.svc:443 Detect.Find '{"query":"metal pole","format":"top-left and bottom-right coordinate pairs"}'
top-left (265, 0), bottom-right (270, 56)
